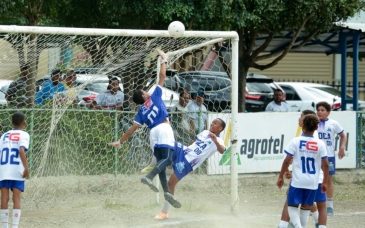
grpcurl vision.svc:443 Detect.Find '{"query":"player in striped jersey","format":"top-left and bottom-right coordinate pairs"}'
top-left (154, 118), bottom-right (226, 220)
top-left (0, 112), bottom-right (30, 228)
top-left (316, 101), bottom-right (347, 216)
top-left (277, 114), bottom-right (329, 228)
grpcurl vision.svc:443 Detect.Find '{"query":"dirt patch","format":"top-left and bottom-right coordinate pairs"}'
top-left (9, 170), bottom-right (365, 227)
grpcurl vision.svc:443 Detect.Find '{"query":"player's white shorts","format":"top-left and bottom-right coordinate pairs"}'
top-left (149, 123), bottom-right (175, 150)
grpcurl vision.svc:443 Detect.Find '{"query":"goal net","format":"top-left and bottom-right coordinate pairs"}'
top-left (0, 26), bottom-right (239, 216)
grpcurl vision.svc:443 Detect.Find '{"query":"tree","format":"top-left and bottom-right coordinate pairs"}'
top-left (0, 0), bottom-right (61, 107)
top-left (192, 0), bottom-right (365, 112)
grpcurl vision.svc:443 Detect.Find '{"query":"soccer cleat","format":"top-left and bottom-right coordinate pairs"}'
top-left (315, 223), bottom-right (319, 228)
top-left (141, 165), bottom-right (155, 174)
top-left (326, 207), bottom-right (334, 216)
top-left (164, 192), bottom-right (182, 208)
top-left (154, 212), bottom-right (169, 220)
top-left (287, 222), bottom-right (295, 228)
top-left (141, 176), bottom-right (159, 193)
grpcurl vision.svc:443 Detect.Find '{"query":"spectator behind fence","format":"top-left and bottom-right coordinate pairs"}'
top-left (186, 88), bottom-right (207, 137)
top-left (265, 89), bottom-right (290, 112)
top-left (90, 77), bottom-right (124, 110)
top-left (35, 68), bottom-right (66, 106)
top-left (171, 91), bottom-right (191, 144)
top-left (6, 65), bottom-right (29, 107)
top-left (61, 70), bottom-right (78, 107)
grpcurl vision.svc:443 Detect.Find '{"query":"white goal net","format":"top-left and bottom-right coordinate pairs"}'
top-left (0, 26), bottom-right (239, 218)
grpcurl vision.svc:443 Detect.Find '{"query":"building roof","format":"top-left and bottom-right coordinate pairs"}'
top-left (254, 22), bottom-right (365, 55)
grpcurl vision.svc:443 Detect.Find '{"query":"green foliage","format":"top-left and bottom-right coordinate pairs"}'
top-left (0, 108), bottom-right (144, 177)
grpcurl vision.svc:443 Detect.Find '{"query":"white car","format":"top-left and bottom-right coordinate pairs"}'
top-left (277, 82), bottom-right (365, 111)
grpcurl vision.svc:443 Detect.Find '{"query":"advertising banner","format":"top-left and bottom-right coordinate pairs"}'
top-left (207, 111), bottom-right (356, 174)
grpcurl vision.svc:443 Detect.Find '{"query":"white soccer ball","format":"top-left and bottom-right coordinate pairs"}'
top-left (168, 21), bottom-right (185, 38)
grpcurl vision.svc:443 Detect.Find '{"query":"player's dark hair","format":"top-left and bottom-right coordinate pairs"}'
top-left (302, 110), bottom-right (316, 115)
top-left (303, 114), bottom-right (319, 132)
top-left (217, 118), bottom-right (226, 131)
top-left (12, 112), bottom-right (25, 127)
top-left (133, 90), bottom-right (145, 105)
top-left (316, 101), bottom-right (331, 112)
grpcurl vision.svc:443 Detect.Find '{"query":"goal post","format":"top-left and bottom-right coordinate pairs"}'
top-left (0, 25), bottom-right (239, 212)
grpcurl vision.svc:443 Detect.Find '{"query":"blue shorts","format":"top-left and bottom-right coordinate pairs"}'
top-left (328, 157), bottom-right (336, 175)
top-left (0, 180), bottom-right (24, 192)
top-left (172, 143), bottom-right (193, 181)
top-left (287, 185), bottom-right (317, 206)
top-left (314, 184), bottom-right (326, 202)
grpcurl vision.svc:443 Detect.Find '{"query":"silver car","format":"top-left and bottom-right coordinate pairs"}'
top-left (277, 82), bottom-right (365, 111)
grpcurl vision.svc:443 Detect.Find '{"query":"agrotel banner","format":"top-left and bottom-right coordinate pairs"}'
top-left (207, 111), bottom-right (356, 174)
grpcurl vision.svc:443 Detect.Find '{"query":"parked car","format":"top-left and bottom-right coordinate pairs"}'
top-left (145, 69), bottom-right (180, 92)
top-left (177, 71), bottom-right (285, 112)
top-left (0, 91), bottom-right (7, 106)
top-left (0, 80), bottom-right (13, 93)
top-left (277, 82), bottom-right (365, 111)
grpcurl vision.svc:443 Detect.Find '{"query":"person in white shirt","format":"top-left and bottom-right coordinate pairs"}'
top-left (186, 88), bottom-right (207, 136)
top-left (265, 89), bottom-right (290, 112)
top-left (278, 110), bottom-right (327, 228)
top-left (277, 114), bottom-right (329, 228)
top-left (91, 77), bottom-right (124, 110)
top-left (0, 112), bottom-right (30, 228)
top-left (316, 101), bottom-right (346, 216)
top-left (154, 118), bottom-right (226, 220)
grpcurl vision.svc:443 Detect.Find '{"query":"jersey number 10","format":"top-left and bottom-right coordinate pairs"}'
top-left (1, 148), bottom-right (20, 165)
top-left (147, 106), bottom-right (159, 124)
top-left (300, 157), bottom-right (316, 174)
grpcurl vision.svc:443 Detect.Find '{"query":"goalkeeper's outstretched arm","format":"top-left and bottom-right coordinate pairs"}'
top-left (158, 57), bottom-right (167, 87)
top-left (108, 123), bottom-right (139, 148)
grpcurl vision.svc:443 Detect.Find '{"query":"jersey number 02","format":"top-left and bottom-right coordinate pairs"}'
top-left (1, 147), bottom-right (20, 165)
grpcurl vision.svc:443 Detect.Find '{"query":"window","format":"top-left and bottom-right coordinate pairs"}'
top-left (280, 86), bottom-right (301, 101)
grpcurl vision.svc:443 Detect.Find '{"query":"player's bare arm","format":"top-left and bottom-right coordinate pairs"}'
top-left (158, 62), bottom-right (166, 87)
top-left (208, 132), bottom-right (225, 154)
top-left (277, 154), bottom-right (292, 189)
top-left (321, 157), bottom-right (329, 193)
top-left (338, 132), bottom-right (347, 159)
top-left (109, 123), bottom-right (140, 148)
top-left (19, 147), bottom-right (29, 178)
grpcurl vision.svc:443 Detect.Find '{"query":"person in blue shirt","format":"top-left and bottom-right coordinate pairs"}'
top-left (109, 52), bottom-right (181, 208)
top-left (35, 68), bottom-right (66, 105)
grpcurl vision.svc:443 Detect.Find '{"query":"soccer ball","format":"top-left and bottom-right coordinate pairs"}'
top-left (168, 21), bottom-right (185, 38)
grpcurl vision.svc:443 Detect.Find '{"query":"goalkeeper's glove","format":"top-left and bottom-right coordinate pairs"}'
top-left (108, 141), bottom-right (122, 149)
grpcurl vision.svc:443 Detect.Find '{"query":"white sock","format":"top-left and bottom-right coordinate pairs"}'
top-left (319, 226), bottom-right (326, 228)
top-left (327, 198), bottom-right (333, 208)
top-left (288, 207), bottom-right (302, 228)
top-left (150, 156), bottom-right (157, 166)
top-left (11, 210), bottom-right (21, 228)
top-left (278, 220), bottom-right (289, 228)
top-left (162, 200), bottom-right (170, 213)
top-left (299, 208), bottom-right (311, 228)
top-left (1, 210), bottom-right (8, 228)
top-left (311, 210), bottom-right (319, 223)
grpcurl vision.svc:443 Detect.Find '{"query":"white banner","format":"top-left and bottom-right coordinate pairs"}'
top-left (207, 111), bottom-right (356, 174)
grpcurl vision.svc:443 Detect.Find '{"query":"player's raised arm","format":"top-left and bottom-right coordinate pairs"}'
top-left (157, 49), bottom-right (167, 87)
